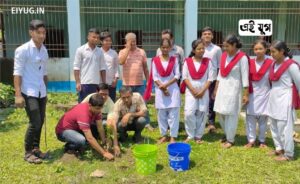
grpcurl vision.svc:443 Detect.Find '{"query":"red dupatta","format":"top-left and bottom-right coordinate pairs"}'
top-left (143, 56), bottom-right (176, 101)
top-left (220, 51), bottom-right (246, 77)
top-left (269, 59), bottom-right (300, 109)
top-left (248, 58), bottom-right (273, 93)
top-left (180, 57), bottom-right (210, 94)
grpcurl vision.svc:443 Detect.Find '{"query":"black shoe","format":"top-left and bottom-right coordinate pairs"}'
top-left (133, 134), bottom-right (143, 144)
top-left (32, 148), bottom-right (51, 159)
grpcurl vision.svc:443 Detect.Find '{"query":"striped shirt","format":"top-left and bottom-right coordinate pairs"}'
top-left (119, 47), bottom-right (147, 85)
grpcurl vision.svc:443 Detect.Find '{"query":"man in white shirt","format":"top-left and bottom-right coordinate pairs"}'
top-left (14, 20), bottom-right (49, 164)
top-left (100, 31), bottom-right (119, 102)
top-left (74, 28), bottom-right (107, 102)
top-left (201, 26), bottom-right (222, 133)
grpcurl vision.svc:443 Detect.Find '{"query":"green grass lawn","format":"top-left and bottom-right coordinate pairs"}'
top-left (1, 93), bottom-right (300, 184)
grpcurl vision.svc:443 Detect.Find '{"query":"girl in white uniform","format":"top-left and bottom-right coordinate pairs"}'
top-left (213, 34), bottom-right (249, 149)
top-left (267, 40), bottom-right (300, 161)
top-left (151, 39), bottom-right (181, 144)
top-left (182, 39), bottom-right (215, 143)
top-left (245, 40), bottom-right (273, 148)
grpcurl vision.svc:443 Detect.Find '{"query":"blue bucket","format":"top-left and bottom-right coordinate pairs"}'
top-left (167, 142), bottom-right (191, 171)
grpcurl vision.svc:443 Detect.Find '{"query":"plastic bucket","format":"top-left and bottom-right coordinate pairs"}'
top-left (132, 144), bottom-right (158, 175)
top-left (167, 142), bottom-right (191, 171)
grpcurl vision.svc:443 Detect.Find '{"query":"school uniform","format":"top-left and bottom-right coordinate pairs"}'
top-left (214, 51), bottom-right (249, 143)
top-left (182, 57), bottom-right (215, 139)
top-left (267, 57), bottom-right (300, 158)
top-left (151, 56), bottom-right (181, 138)
top-left (246, 57), bottom-right (273, 143)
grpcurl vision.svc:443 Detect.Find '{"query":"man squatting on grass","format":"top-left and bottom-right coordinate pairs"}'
top-left (81, 83), bottom-right (121, 156)
top-left (55, 94), bottom-right (115, 160)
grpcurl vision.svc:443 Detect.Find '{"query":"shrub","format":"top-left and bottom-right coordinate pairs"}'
top-left (0, 83), bottom-right (15, 108)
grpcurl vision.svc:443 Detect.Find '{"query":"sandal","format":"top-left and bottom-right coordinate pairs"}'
top-left (170, 137), bottom-right (176, 143)
top-left (24, 153), bottom-right (42, 164)
top-left (259, 142), bottom-right (267, 148)
top-left (184, 138), bottom-right (193, 143)
top-left (274, 155), bottom-right (294, 161)
top-left (194, 137), bottom-right (204, 144)
top-left (268, 150), bottom-right (284, 156)
top-left (32, 148), bottom-right (50, 159)
top-left (157, 136), bottom-right (169, 144)
top-left (220, 136), bottom-right (227, 143)
top-left (207, 124), bottom-right (216, 134)
top-left (244, 141), bottom-right (255, 148)
top-left (222, 141), bottom-right (234, 149)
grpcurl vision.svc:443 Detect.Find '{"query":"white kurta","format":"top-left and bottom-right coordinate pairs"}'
top-left (153, 58), bottom-right (181, 109)
top-left (182, 59), bottom-right (215, 112)
top-left (182, 59), bottom-right (215, 139)
top-left (267, 58), bottom-right (300, 158)
top-left (214, 52), bottom-right (249, 115)
top-left (246, 58), bottom-right (271, 115)
top-left (153, 58), bottom-right (181, 137)
top-left (266, 59), bottom-right (300, 121)
top-left (245, 57), bottom-right (270, 143)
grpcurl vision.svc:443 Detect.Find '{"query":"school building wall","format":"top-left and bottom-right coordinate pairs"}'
top-left (0, 0), bottom-right (299, 92)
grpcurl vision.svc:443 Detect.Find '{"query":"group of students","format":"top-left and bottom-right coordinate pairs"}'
top-left (13, 19), bottom-right (300, 164)
top-left (147, 28), bottom-right (300, 162)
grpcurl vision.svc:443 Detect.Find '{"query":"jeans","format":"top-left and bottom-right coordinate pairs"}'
top-left (78, 84), bottom-right (99, 103)
top-left (57, 129), bottom-right (86, 151)
top-left (23, 93), bottom-right (47, 152)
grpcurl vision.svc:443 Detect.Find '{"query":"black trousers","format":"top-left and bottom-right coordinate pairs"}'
top-left (23, 93), bottom-right (47, 152)
top-left (117, 117), bottom-right (147, 141)
top-left (208, 80), bottom-right (216, 125)
top-left (108, 85), bottom-right (117, 102)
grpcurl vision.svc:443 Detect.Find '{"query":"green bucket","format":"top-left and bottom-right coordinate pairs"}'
top-left (132, 144), bottom-right (158, 175)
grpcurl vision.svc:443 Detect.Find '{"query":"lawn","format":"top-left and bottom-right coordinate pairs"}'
top-left (0, 93), bottom-right (300, 184)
